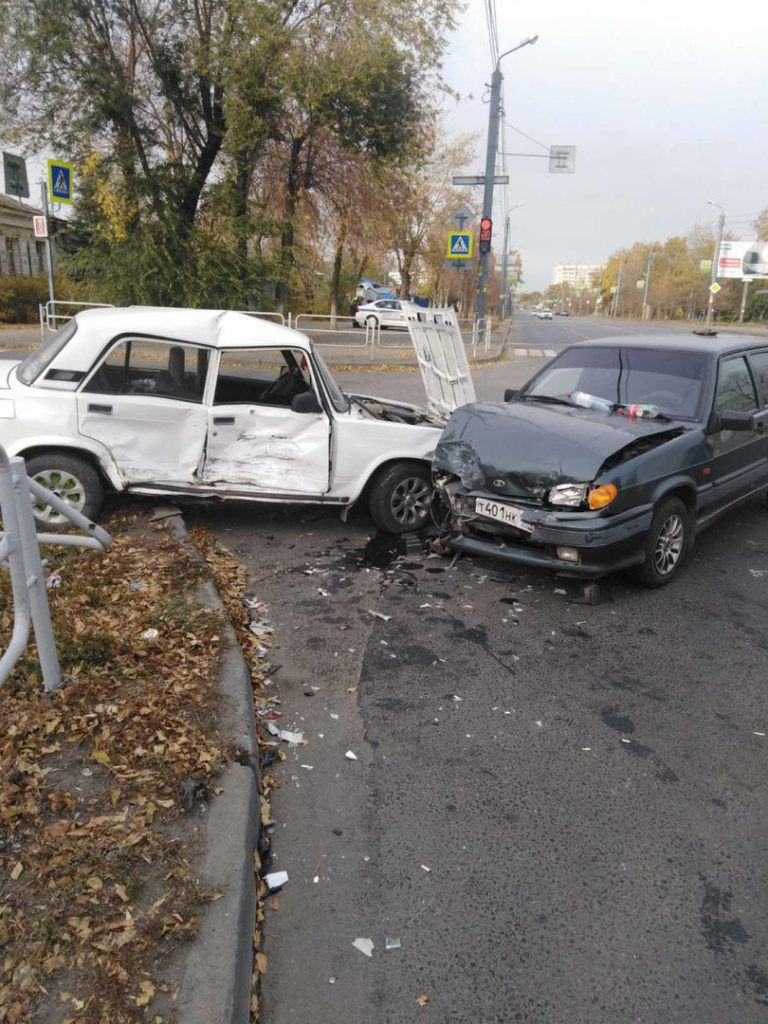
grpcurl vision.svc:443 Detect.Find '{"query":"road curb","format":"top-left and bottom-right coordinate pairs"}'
top-left (163, 510), bottom-right (260, 1024)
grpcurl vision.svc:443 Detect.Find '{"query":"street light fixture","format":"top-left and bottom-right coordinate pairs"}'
top-left (476, 35), bottom-right (538, 331)
top-left (706, 199), bottom-right (725, 328)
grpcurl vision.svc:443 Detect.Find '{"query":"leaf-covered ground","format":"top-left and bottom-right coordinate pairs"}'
top-left (0, 508), bottom-right (239, 1023)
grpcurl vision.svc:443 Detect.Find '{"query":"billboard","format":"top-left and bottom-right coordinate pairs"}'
top-left (717, 240), bottom-right (768, 281)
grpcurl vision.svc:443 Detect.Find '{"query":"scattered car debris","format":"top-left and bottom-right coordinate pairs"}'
top-left (421, 864), bottom-right (431, 872)
top-left (264, 871), bottom-right (289, 891)
top-left (179, 777), bottom-right (209, 811)
top-left (280, 730), bottom-right (304, 745)
top-left (416, 994), bottom-right (430, 1006)
top-left (345, 751), bottom-right (358, 761)
top-left (367, 609), bottom-right (392, 621)
top-left (386, 937), bottom-right (402, 950)
top-left (749, 569), bottom-right (768, 578)
top-left (352, 938), bottom-right (374, 958)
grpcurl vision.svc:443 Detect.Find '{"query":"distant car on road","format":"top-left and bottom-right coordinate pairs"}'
top-left (433, 332), bottom-right (768, 587)
top-left (555, 309), bottom-right (570, 317)
top-left (534, 308), bottom-right (554, 320)
top-left (353, 299), bottom-right (417, 330)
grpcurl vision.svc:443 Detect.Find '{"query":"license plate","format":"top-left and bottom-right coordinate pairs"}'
top-left (475, 497), bottom-right (533, 533)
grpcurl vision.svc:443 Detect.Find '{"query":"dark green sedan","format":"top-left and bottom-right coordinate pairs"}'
top-left (433, 333), bottom-right (768, 587)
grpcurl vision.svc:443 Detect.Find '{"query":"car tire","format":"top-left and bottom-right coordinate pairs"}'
top-left (368, 462), bottom-right (432, 534)
top-left (366, 316), bottom-right (378, 330)
top-left (25, 453), bottom-right (104, 529)
top-left (634, 496), bottom-right (691, 588)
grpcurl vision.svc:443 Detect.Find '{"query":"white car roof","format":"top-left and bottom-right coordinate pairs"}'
top-left (70, 306), bottom-right (311, 356)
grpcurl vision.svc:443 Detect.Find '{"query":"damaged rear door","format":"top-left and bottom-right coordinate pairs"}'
top-left (201, 347), bottom-right (331, 494)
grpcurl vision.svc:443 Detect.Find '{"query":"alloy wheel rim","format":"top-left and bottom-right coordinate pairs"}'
top-left (391, 477), bottom-right (431, 527)
top-left (653, 513), bottom-right (684, 575)
top-left (31, 469), bottom-right (87, 524)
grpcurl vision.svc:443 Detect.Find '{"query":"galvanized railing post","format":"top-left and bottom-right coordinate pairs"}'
top-left (0, 453), bottom-right (33, 682)
top-left (11, 460), bottom-right (62, 690)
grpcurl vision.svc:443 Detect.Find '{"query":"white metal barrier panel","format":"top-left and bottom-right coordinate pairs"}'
top-left (0, 448), bottom-right (111, 691)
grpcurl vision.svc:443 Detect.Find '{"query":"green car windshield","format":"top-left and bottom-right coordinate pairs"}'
top-left (522, 346), bottom-right (709, 421)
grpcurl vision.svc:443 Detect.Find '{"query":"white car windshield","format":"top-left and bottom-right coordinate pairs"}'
top-left (312, 347), bottom-right (348, 412)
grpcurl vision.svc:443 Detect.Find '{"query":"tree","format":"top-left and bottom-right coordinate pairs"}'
top-left (753, 209), bottom-right (768, 241)
top-left (0, 0), bottom-right (461, 306)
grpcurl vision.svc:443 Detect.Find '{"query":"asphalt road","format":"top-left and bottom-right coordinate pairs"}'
top-left (188, 316), bottom-right (768, 1024)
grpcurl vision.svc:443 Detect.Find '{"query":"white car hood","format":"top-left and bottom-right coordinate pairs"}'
top-left (405, 308), bottom-right (475, 422)
top-left (0, 360), bottom-right (21, 389)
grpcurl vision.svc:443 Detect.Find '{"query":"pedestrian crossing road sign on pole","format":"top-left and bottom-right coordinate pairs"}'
top-left (446, 231), bottom-right (473, 259)
top-left (47, 159), bottom-right (74, 204)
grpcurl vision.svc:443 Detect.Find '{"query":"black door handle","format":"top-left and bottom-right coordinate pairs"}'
top-left (213, 416), bottom-right (236, 425)
top-left (88, 403), bottom-right (113, 414)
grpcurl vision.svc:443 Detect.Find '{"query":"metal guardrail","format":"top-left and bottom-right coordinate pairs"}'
top-left (0, 448), bottom-right (111, 691)
top-left (294, 313), bottom-right (371, 347)
top-left (37, 300), bottom-right (491, 356)
top-left (41, 300), bottom-right (115, 339)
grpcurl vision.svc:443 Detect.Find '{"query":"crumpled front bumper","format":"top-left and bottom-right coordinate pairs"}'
top-left (445, 496), bottom-right (654, 577)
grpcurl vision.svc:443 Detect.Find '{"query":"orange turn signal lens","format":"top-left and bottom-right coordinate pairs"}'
top-left (588, 484), bottom-right (618, 510)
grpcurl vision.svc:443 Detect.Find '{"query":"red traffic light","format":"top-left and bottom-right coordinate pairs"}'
top-left (479, 217), bottom-right (493, 253)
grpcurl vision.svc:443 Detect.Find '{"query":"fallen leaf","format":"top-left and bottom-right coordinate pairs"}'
top-left (255, 953), bottom-right (267, 975)
top-left (11, 861), bottom-right (23, 881)
top-left (114, 885), bottom-right (129, 903)
top-left (135, 980), bottom-right (155, 1007)
top-left (417, 994), bottom-right (429, 1006)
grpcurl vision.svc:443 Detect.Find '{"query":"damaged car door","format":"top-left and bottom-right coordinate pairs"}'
top-left (78, 338), bottom-right (209, 485)
top-left (201, 347), bottom-right (331, 494)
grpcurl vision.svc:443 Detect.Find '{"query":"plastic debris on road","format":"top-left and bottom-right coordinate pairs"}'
top-left (280, 729), bottom-right (304, 745)
top-left (416, 995), bottom-right (429, 1006)
top-left (345, 750), bottom-right (358, 761)
top-left (386, 937), bottom-right (402, 950)
top-left (264, 871), bottom-right (289, 891)
top-left (367, 609), bottom-right (392, 621)
top-left (140, 628), bottom-right (159, 640)
top-left (352, 938), bottom-right (374, 958)
top-left (421, 864), bottom-right (431, 872)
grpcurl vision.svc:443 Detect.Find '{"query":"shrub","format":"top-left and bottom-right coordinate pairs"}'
top-left (0, 275), bottom-right (49, 324)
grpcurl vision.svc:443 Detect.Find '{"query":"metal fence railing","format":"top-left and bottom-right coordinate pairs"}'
top-left (0, 448), bottom-right (111, 691)
top-left (36, 301), bottom-right (494, 358)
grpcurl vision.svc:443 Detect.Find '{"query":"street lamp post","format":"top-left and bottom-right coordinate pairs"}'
top-left (499, 203), bottom-right (523, 318)
top-left (706, 199), bottom-right (725, 328)
top-left (476, 36), bottom-right (538, 332)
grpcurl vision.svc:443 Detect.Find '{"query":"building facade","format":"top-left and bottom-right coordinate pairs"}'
top-left (0, 194), bottom-right (47, 277)
top-left (552, 263), bottom-right (603, 289)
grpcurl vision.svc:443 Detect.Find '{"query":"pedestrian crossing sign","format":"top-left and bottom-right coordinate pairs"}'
top-left (446, 231), bottom-right (473, 259)
top-left (47, 159), bottom-right (73, 204)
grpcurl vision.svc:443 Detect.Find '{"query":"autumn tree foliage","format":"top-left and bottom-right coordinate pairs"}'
top-left (0, 0), bottom-right (462, 308)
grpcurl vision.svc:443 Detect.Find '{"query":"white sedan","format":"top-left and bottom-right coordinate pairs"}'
top-left (0, 307), bottom-right (474, 534)
top-left (353, 299), bottom-right (417, 330)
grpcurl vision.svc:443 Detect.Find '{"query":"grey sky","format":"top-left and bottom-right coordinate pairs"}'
top-left (441, 0), bottom-right (768, 290)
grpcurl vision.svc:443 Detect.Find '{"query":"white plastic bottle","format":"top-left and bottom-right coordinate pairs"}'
top-left (569, 391), bottom-right (614, 413)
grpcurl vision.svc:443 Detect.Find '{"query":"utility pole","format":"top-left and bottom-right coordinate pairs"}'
top-left (642, 248), bottom-right (654, 320)
top-left (499, 215), bottom-right (510, 318)
top-left (739, 280), bottom-right (750, 324)
top-left (475, 36), bottom-right (538, 332)
top-left (40, 181), bottom-right (56, 313)
top-left (613, 263), bottom-right (624, 317)
top-left (706, 201), bottom-right (725, 328)
top-left (476, 66), bottom-right (503, 331)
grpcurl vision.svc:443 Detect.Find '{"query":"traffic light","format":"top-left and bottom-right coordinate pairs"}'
top-left (479, 217), bottom-right (493, 255)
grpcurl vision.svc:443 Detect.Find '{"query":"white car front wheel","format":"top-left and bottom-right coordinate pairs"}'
top-left (25, 453), bottom-right (104, 529)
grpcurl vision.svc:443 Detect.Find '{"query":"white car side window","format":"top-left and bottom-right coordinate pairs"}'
top-left (83, 339), bottom-right (206, 402)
